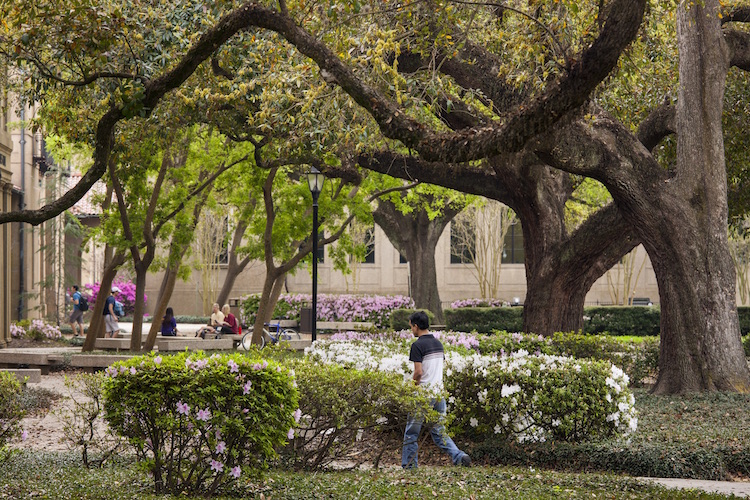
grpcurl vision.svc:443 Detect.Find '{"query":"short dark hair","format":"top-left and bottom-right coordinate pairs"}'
top-left (408, 311), bottom-right (430, 330)
top-left (72, 285), bottom-right (79, 291)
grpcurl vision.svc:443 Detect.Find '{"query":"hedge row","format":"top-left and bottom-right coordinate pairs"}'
top-left (445, 306), bottom-right (750, 336)
top-left (470, 440), bottom-right (749, 481)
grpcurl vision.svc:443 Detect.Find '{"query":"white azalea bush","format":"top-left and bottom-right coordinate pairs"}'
top-left (103, 352), bottom-right (299, 495)
top-left (446, 351), bottom-right (638, 443)
top-left (307, 338), bottom-right (637, 445)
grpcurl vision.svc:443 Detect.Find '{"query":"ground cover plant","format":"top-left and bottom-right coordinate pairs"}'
top-left (0, 450), bottom-right (732, 499)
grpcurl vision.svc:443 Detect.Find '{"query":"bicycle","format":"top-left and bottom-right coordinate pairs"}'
top-left (239, 320), bottom-right (300, 350)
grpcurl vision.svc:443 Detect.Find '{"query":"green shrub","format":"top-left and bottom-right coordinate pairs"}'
top-left (103, 352), bottom-right (298, 495)
top-left (0, 372), bottom-right (25, 459)
top-left (743, 334), bottom-right (750, 357)
top-left (283, 360), bottom-right (433, 470)
top-left (446, 353), bottom-right (637, 443)
top-left (389, 309), bottom-right (437, 330)
top-left (444, 307), bottom-right (523, 333)
top-left (584, 306), bottom-right (660, 336)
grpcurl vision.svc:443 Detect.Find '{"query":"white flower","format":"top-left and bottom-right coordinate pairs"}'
top-left (470, 418), bottom-right (478, 427)
top-left (494, 425), bottom-right (502, 434)
top-left (551, 419), bottom-right (561, 427)
top-left (501, 384), bottom-right (521, 398)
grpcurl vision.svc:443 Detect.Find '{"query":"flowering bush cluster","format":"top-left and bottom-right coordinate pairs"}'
top-left (26, 319), bottom-right (62, 340)
top-left (446, 351), bottom-right (638, 443)
top-left (241, 293), bottom-right (414, 329)
top-left (84, 280), bottom-right (147, 316)
top-left (9, 322), bottom-right (26, 338)
top-left (102, 352), bottom-right (298, 495)
top-left (306, 336), bottom-right (637, 444)
top-left (450, 298), bottom-right (508, 308)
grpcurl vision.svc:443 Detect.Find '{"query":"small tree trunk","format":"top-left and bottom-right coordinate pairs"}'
top-left (215, 256), bottom-right (251, 309)
top-left (130, 263), bottom-right (149, 352)
top-left (250, 269), bottom-right (286, 345)
top-left (143, 263), bottom-right (181, 351)
top-left (82, 249), bottom-right (125, 351)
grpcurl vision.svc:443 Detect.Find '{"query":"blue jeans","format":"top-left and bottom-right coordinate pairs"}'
top-left (402, 398), bottom-right (466, 468)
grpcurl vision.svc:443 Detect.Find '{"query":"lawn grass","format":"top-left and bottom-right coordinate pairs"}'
top-left (0, 451), bottom-right (730, 499)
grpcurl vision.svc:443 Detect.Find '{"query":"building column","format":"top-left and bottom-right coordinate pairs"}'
top-left (0, 169), bottom-right (12, 347)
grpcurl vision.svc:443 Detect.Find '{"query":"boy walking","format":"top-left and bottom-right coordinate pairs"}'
top-left (69, 285), bottom-right (84, 336)
top-left (402, 311), bottom-right (471, 469)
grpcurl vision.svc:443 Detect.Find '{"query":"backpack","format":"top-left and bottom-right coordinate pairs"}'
top-left (114, 300), bottom-right (125, 317)
top-left (78, 295), bottom-right (89, 311)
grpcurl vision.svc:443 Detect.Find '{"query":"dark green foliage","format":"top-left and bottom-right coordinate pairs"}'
top-left (743, 334), bottom-right (750, 356)
top-left (389, 308), bottom-right (436, 330)
top-left (584, 306), bottom-right (661, 336)
top-left (444, 307), bottom-right (523, 333)
top-left (738, 307), bottom-right (750, 335)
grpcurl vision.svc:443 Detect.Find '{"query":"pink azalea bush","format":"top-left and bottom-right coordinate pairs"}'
top-left (103, 352), bottom-right (298, 495)
top-left (241, 293), bottom-right (414, 329)
top-left (84, 280), bottom-right (147, 316)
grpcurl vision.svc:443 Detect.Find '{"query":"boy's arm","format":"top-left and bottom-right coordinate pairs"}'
top-left (412, 362), bottom-right (423, 385)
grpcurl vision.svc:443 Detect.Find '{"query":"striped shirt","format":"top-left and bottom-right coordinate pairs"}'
top-left (409, 334), bottom-right (444, 393)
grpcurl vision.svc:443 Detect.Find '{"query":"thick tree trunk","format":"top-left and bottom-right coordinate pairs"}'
top-left (374, 198), bottom-right (458, 324)
top-left (648, 0), bottom-right (750, 393)
top-left (215, 256), bottom-right (251, 309)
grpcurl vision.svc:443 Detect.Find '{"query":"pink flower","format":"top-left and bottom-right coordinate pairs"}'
top-left (293, 408), bottom-right (302, 423)
top-left (210, 459), bottom-right (224, 473)
top-left (154, 356), bottom-right (162, 366)
top-left (216, 441), bottom-right (226, 454)
top-left (215, 429), bottom-right (222, 440)
top-left (243, 380), bottom-right (252, 394)
top-left (21, 430), bottom-right (28, 441)
top-left (227, 360), bottom-right (239, 373)
top-left (287, 428), bottom-right (295, 439)
top-left (197, 408), bottom-right (211, 421)
top-left (231, 466), bottom-right (241, 478)
top-left (176, 401), bottom-right (190, 415)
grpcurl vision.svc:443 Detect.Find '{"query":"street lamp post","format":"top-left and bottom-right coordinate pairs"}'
top-left (306, 167), bottom-right (325, 342)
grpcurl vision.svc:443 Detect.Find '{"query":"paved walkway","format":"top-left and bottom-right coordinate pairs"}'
top-left (640, 477), bottom-right (750, 497)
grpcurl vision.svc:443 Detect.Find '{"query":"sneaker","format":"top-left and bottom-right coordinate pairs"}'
top-left (459, 454), bottom-right (471, 467)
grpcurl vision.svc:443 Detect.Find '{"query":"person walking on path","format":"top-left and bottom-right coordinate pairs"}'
top-left (402, 310), bottom-right (471, 469)
top-left (103, 286), bottom-right (121, 338)
top-left (69, 285), bottom-right (84, 337)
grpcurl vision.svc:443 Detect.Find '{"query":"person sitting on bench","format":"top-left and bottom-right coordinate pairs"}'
top-left (215, 304), bottom-right (239, 337)
top-left (196, 303), bottom-right (224, 338)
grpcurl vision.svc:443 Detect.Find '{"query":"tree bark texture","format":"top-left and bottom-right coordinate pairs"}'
top-left (647, 0), bottom-right (750, 393)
